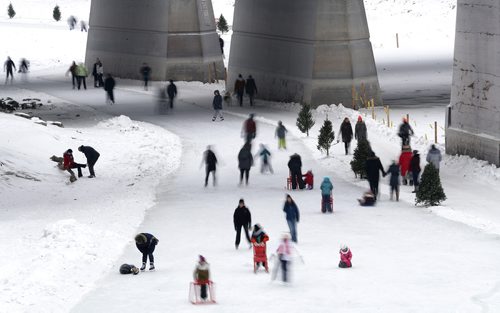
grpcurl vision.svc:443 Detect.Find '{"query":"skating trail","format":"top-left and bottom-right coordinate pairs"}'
top-left (17, 74), bottom-right (500, 313)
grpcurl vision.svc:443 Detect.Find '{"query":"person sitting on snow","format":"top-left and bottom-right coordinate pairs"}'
top-left (338, 245), bottom-right (353, 268)
top-left (63, 148), bottom-right (86, 180)
top-left (303, 170), bottom-right (314, 190)
top-left (358, 191), bottom-right (376, 206)
top-left (119, 263), bottom-right (140, 275)
top-left (193, 255), bottom-right (211, 301)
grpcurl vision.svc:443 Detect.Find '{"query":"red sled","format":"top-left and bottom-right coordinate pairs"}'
top-left (252, 242), bottom-right (269, 273)
top-left (321, 196), bottom-right (334, 213)
top-left (189, 281), bottom-right (216, 304)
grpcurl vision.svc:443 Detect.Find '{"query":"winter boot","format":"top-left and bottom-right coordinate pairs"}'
top-left (149, 262), bottom-right (155, 271)
top-left (140, 262), bottom-right (146, 271)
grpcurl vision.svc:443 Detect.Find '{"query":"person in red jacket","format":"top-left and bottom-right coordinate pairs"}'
top-left (339, 245), bottom-right (352, 268)
top-left (302, 170), bottom-right (314, 190)
top-left (63, 149), bottom-right (86, 179)
top-left (242, 113), bottom-right (257, 143)
top-left (251, 224), bottom-right (269, 272)
top-left (398, 145), bottom-right (413, 185)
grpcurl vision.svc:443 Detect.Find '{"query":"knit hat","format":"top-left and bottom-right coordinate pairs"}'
top-left (239, 198), bottom-right (245, 204)
top-left (340, 244), bottom-right (349, 253)
top-left (199, 255), bottom-right (206, 263)
top-left (282, 232), bottom-right (291, 240)
top-left (358, 116), bottom-right (362, 122)
top-left (413, 150), bottom-right (419, 155)
top-left (253, 224), bottom-right (261, 232)
top-left (78, 145), bottom-right (84, 152)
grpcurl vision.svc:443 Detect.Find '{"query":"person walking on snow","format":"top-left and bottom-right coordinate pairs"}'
top-left (66, 61), bottom-right (77, 89)
top-left (338, 117), bottom-right (354, 155)
top-left (4, 56), bottom-right (16, 84)
top-left (135, 233), bottom-right (159, 271)
top-left (426, 144), bottom-right (442, 173)
top-left (255, 143), bottom-right (273, 174)
top-left (166, 80), bottom-right (177, 109)
top-left (75, 62), bottom-right (88, 90)
top-left (212, 90), bottom-right (224, 121)
top-left (193, 255), bottom-right (211, 301)
top-left (399, 145), bottom-right (413, 185)
top-left (92, 58), bottom-right (103, 87)
top-left (338, 245), bottom-right (352, 268)
top-left (274, 233), bottom-right (302, 282)
top-left (275, 121), bottom-right (288, 149)
top-left (410, 150), bottom-right (421, 193)
top-left (386, 160), bottom-right (400, 201)
top-left (320, 177), bottom-right (333, 213)
top-left (63, 148), bottom-right (86, 180)
top-left (287, 153), bottom-right (305, 190)
top-left (234, 74), bottom-right (246, 106)
top-left (140, 63), bottom-right (152, 90)
top-left (242, 113), bottom-right (256, 143)
top-left (104, 73), bottom-right (115, 104)
top-left (245, 75), bottom-right (258, 106)
top-left (238, 142), bottom-right (253, 185)
top-left (398, 117), bottom-right (414, 147)
top-left (355, 115), bottom-right (368, 141)
top-left (202, 145), bottom-right (217, 187)
top-left (233, 199), bottom-right (252, 249)
top-left (365, 151), bottom-right (386, 199)
top-left (78, 145), bottom-right (100, 178)
top-left (283, 194), bottom-right (300, 243)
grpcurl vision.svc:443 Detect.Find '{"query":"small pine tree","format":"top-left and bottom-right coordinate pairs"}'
top-left (53, 5), bottom-right (61, 22)
top-left (217, 14), bottom-right (229, 34)
top-left (416, 163), bottom-right (446, 206)
top-left (296, 104), bottom-right (315, 137)
top-left (350, 139), bottom-right (371, 179)
top-left (317, 117), bottom-right (335, 156)
top-left (8, 3), bottom-right (15, 19)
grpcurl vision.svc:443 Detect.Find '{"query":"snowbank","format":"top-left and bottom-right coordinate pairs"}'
top-left (0, 112), bottom-right (181, 312)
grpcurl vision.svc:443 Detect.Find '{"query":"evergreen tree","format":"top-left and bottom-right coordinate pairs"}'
top-left (350, 139), bottom-right (371, 179)
top-left (8, 3), bottom-right (15, 19)
top-left (296, 104), bottom-right (315, 137)
top-left (317, 116), bottom-right (335, 156)
top-left (217, 14), bottom-right (229, 34)
top-left (53, 5), bottom-right (61, 22)
top-left (416, 163), bottom-right (446, 206)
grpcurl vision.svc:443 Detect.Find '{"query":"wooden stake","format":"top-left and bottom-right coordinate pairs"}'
top-left (434, 121), bottom-right (438, 144)
top-left (396, 33), bottom-right (399, 48)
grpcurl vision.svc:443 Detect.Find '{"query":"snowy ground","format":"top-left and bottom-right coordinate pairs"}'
top-left (2, 0), bottom-right (500, 312)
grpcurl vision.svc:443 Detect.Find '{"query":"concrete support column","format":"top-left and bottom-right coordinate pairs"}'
top-left (85, 0), bottom-right (224, 82)
top-left (446, 0), bottom-right (500, 166)
top-left (228, 0), bottom-right (381, 107)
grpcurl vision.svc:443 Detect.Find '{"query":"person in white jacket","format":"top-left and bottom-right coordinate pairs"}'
top-left (426, 144), bottom-right (442, 173)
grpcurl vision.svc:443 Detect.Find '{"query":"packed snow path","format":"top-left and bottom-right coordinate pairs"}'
top-left (12, 76), bottom-right (500, 313)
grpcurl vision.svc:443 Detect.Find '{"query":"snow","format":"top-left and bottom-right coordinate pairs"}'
top-left (1, 0), bottom-right (500, 312)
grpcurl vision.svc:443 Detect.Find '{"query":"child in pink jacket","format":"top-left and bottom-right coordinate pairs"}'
top-left (339, 245), bottom-right (352, 268)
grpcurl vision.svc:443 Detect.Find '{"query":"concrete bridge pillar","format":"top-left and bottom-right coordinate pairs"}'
top-left (446, 0), bottom-right (500, 166)
top-left (228, 0), bottom-right (381, 107)
top-left (85, 0), bottom-right (224, 82)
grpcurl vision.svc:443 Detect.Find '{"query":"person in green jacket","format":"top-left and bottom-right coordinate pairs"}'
top-left (75, 62), bottom-right (88, 90)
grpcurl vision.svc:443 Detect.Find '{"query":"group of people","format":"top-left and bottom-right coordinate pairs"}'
top-left (4, 56), bottom-right (29, 84)
top-left (67, 16), bottom-right (86, 32)
top-left (233, 74), bottom-right (258, 106)
top-left (62, 145), bottom-right (100, 181)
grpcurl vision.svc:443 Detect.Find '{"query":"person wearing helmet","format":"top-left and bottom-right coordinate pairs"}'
top-left (339, 245), bottom-right (352, 268)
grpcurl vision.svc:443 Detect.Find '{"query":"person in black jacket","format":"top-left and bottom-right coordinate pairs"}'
top-left (4, 56), bottom-right (16, 84)
top-left (386, 161), bottom-right (400, 201)
top-left (233, 199), bottom-right (252, 249)
top-left (287, 153), bottom-right (305, 190)
top-left (135, 233), bottom-right (159, 271)
top-left (365, 151), bottom-right (386, 199)
top-left (245, 75), bottom-right (258, 106)
top-left (212, 90), bottom-right (224, 121)
top-left (338, 117), bottom-right (354, 155)
top-left (410, 150), bottom-right (421, 193)
top-left (238, 142), bottom-right (253, 186)
top-left (398, 118), bottom-right (414, 147)
top-left (202, 145), bottom-right (217, 187)
top-left (167, 80), bottom-right (177, 108)
top-left (104, 74), bottom-right (115, 104)
top-left (78, 145), bottom-right (100, 178)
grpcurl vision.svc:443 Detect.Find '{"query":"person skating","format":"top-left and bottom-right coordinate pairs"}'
top-left (63, 148), bottom-right (86, 180)
top-left (398, 117), bottom-right (414, 147)
top-left (242, 113), bottom-right (256, 143)
top-left (119, 264), bottom-right (140, 275)
top-left (166, 80), bottom-right (177, 109)
top-left (410, 150), bottom-right (421, 193)
top-left (202, 145), bottom-right (217, 187)
top-left (338, 245), bottom-right (352, 268)
top-left (212, 90), bottom-right (224, 121)
top-left (426, 144), bottom-right (442, 173)
top-left (283, 194), bottom-right (300, 243)
top-left (251, 224), bottom-right (269, 271)
top-left (275, 121), bottom-right (288, 149)
top-left (78, 145), bottom-right (100, 178)
top-left (245, 75), bottom-right (257, 106)
top-left (233, 199), bottom-right (252, 249)
top-left (365, 151), bottom-right (386, 199)
top-left (140, 63), bottom-right (152, 90)
top-left (238, 142), bottom-right (253, 186)
top-left (287, 153), bottom-right (305, 190)
top-left (303, 170), bottom-right (314, 190)
top-left (399, 145), bottom-right (413, 185)
top-left (274, 233), bottom-right (302, 282)
top-left (234, 74), bottom-right (246, 106)
top-left (255, 143), bottom-right (273, 174)
top-left (4, 56), bottom-right (16, 84)
top-left (358, 191), bottom-right (376, 206)
top-left (320, 176), bottom-right (333, 213)
top-left (135, 233), bottom-right (159, 271)
top-left (92, 58), bottom-right (103, 87)
top-left (193, 255), bottom-right (211, 301)
top-left (66, 61), bottom-right (77, 89)
top-left (338, 117), bottom-right (354, 155)
top-left (104, 74), bottom-right (115, 104)
top-left (19, 58), bottom-right (29, 73)
top-left (354, 115), bottom-right (368, 141)
top-left (75, 62), bottom-right (88, 90)
top-left (386, 161), bottom-right (400, 201)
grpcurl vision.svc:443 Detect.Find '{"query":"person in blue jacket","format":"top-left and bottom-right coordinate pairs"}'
top-left (135, 233), bottom-right (159, 271)
top-left (320, 177), bottom-right (333, 213)
top-left (283, 194), bottom-right (300, 243)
